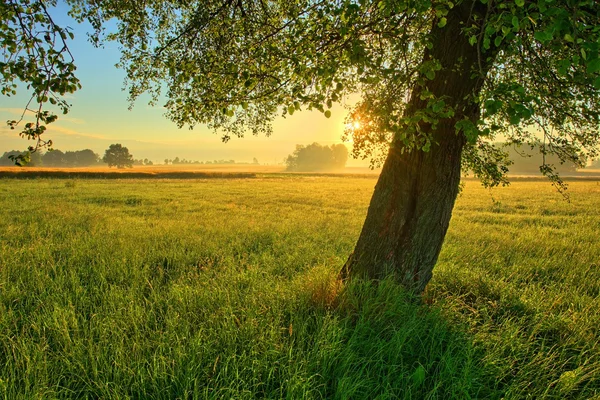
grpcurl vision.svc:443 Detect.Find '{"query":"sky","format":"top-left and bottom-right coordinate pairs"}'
top-left (0, 5), bottom-right (364, 166)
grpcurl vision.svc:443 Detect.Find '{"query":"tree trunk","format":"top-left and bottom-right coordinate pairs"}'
top-left (343, 0), bottom-right (496, 292)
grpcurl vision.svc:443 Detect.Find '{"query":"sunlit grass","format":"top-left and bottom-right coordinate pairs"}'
top-left (0, 177), bottom-right (598, 398)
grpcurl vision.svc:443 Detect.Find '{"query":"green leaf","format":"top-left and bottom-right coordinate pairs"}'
top-left (455, 119), bottom-right (479, 144)
top-left (324, 110), bottom-right (332, 118)
top-left (431, 99), bottom-right (445, 113)
top-left (515, 0), bottom-right (524, 7)
top-left (586, 58), bottom-right (600, 74)
top-left (534, 30), bottom-right (553, 43)
top-left (437, 17), bottom-right (447, 28)
top-left (412, 365), bottom-right (426, 387)
top-left (288, 105), bottom-right (295, 115)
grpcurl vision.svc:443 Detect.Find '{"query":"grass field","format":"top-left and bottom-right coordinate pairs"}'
top-left (0, 175), bottom-right (599, 398)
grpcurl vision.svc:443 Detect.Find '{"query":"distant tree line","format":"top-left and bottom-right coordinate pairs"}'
top-left (133, 158), bottom-right (154, 166)
top-left (0, 149), bottom-right (100, 167)
top-left (164, 158), bottom-right (259, 165)
top-left (285, 143), bottom-right (348, 172)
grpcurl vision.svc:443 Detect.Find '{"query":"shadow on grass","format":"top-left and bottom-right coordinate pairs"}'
top-left (287, 278), bottom-right (501, 399)
top-left (0, 258), bottom-right (501, 399)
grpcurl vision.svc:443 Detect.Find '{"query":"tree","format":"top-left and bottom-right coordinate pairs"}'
top-left (4, 1), bottom-right (600, 292)
top-left (102, 144), bottom-right (133, 169)
top-left (42, 149), bottom-right (66, 167)
top-left (285, 143), bottom-right (348, 171)
top-left (64, 149), bottom-right (100, 167)
top-left (0, 150), bottom-right (42, 166)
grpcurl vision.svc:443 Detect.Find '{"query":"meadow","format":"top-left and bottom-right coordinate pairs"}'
top-left (0, 174), bottom-right (599, 399)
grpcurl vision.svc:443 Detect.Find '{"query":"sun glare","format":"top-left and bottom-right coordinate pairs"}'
top-left (346, 120), bottom-right (361, 131)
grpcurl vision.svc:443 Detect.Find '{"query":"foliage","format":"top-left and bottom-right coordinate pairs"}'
top-left (2, 148), bottom-right (103, 168)
top-left (0, 150), bottom-right (42, 166)
top-left (64, 0), bottom-right (600, 184)
top-left (3, 0), bottom-right (599, 182)
top-left (102, 143), bottom-right (133, 169)
top-left (1, 0), bottom-right (81, 156)
top-left (0, 177), bottom-right (598, 398)
top-left (285, 143), bottom-right (348, 172)
top-left (133, 158), bottom-right (154, 166)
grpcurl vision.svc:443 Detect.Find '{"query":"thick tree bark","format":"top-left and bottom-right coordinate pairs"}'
top-left (343, 1), bottom-right (496, 292)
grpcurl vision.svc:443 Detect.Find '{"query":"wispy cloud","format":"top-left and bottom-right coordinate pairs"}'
top-left (45, 125), bottom-right (109, 140)
top-left (0, 108), bottom-right (85, 124)
top-left (0, 107), bottom-right (28, 116)
top-left (0, 123), bottom-right (108, 141)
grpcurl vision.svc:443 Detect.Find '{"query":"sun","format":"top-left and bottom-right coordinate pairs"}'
top-left (345, 120), bottom-right (362, 131)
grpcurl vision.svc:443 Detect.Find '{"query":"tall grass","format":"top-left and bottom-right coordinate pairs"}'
top-left (0, 177), bottom-right (598, 398)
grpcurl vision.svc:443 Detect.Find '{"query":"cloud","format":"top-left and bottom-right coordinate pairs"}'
top-left (45, 125), bottom-right (109, 140)
top-left (0, 122), bottom-right (108, 141)
top-left (60, 116), bottom-right (86, 125)
top-left (0, 108), bottom-right (85, 124)
top-left (0, 107), bottom-right (28, 116)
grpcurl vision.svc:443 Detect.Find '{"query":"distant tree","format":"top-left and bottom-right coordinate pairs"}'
top-left (164, 159), bottom-right (169, 165)
top-left (28, 151), bottom-right (43, 166)
top-left (285, 143), bottom-right (348, 172)
top-left (331, 144), bottom-right (349, 169)
top-left (103, 144), bottom-right (133, 169)
top-left (42, 150), bottom-right (65, 167)
top-left (172, 157), bottom-right (180, 165)
top-left (0, 151), bottom-right (24, 166)
top-left (74, 149), bottom-right (100, 166)
top-left (252, 157), bottom-right (259, 165)
top-left (63, 149), bottom-right (99, 167)
top-left (0, 150), bottom-right (41, 166)
top-left (38, 149), bottom-right (99, 167)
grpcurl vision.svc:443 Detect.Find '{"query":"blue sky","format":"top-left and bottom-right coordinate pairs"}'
top-left (0, 4), bottom-right (358, 165)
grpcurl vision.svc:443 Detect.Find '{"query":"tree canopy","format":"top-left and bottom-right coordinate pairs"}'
top-left (102, 143), bottom-right (133, 169)
top-left (286, 143), bottom-right (349, 171)
top-left (3, 0), bottom-right (599, 179)
top-left (0, 148), bottom-right (100, 167)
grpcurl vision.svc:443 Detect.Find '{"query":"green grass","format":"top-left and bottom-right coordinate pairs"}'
top-left (0, 177), bottom-right (598, 398)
